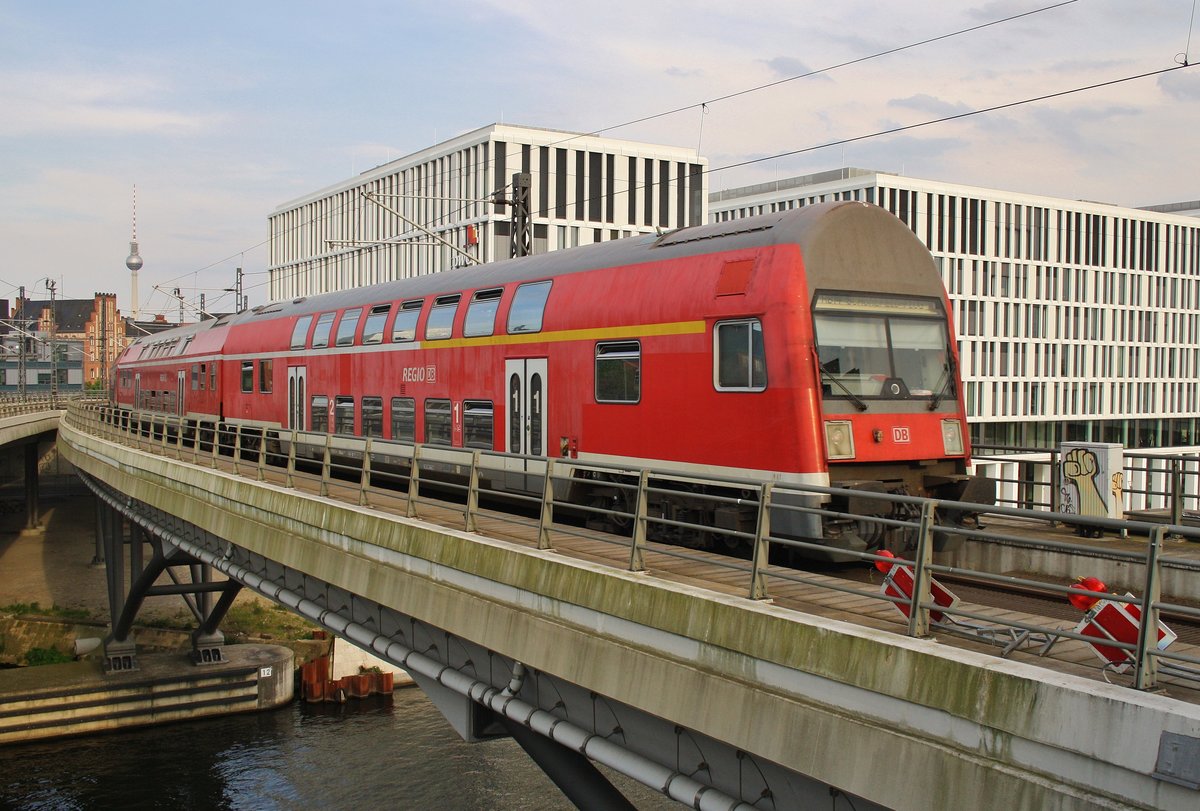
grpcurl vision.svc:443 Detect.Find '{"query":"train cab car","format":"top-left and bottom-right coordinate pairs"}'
top-left (113, 201), bottom-right (987, 558)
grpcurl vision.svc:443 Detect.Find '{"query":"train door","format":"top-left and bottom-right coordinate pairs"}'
top-left (288, 366), bottom-right (307, 430)
top-left (176, 370), bottom-right (186, 417)
top-left (504, 358), bottom-right (547, 491)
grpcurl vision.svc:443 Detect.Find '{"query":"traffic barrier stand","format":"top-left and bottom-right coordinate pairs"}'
top-left (1074, 594), bottom-right (1177, 676)
top-left (875, 551), bottom-right (959, 623)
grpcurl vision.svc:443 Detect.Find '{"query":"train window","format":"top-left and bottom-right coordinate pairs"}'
top-left (334, 396), bottom-right (355, 434)
top-left (507, 281), bottom-right (551, 334)
top-left (241, 361), bottom-right (254, 393)
top-left (425, 295), bottom-right (460, 340)
top-left (335, 307), bottom-right (362, 347)
top-left (463, 400), bottom-right (494, 449)
top-left (391, 397), bottom-right (415, 442)
top-left (259, 359), bottom-right (273, 393)
top-left (464, 289), bottom-right (502, 337)
top-left (392, 299), bottom-right (424, 343)
top-left (362, 304), bottom-right (390, 345)
top-left (714, 319), bottom-right (767, 391)
top-left (311, 312), bottom-right (336, 348)
top-left (362, 396), bottom-right (383, 437)
top-left (209, 364), bottom-right (217, 391)
top-left (424, 399), bottom-right (452, 445)
top-left (290, 315), bottom-right (313, 350)
top-left (311, 396), bottom-right (329, 432)
top-left (191, 365), bottom-right (200, 391)
top-left (199, 364), bottom-right (206, 390)
top-left (595, 342), bottom-right (641, 403)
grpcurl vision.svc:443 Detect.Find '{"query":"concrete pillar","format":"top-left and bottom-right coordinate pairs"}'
top-left (24, 443), bottom-right (39, 529)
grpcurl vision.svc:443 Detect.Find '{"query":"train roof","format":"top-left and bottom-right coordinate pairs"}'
top-left (155, 201), bottom-right (933, 339)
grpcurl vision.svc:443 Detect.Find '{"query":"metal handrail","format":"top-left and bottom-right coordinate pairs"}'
top-left (65, 402), bottom-right (1200, 691)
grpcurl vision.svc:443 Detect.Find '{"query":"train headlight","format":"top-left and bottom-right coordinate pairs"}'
top-left (941, 419), bottom-right (964, 456)
top-left (824, 420), bottom-right (855, 460)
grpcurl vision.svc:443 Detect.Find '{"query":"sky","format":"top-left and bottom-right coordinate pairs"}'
top-left (1, 0), bottom-right (1197, 319)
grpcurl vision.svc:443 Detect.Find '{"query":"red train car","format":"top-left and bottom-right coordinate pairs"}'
top-left (113, 201), bottom-right (986, 556)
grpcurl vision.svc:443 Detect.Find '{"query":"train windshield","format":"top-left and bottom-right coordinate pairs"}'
top-left (813, 293), bottom-right (954, 410)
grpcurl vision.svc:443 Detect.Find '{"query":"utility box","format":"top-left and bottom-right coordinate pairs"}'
top-left (1057, 442), bottom-right (1123, 520)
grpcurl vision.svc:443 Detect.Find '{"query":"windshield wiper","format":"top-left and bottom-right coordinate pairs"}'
top-left (819, 362), bottom-right (868, 412)
top-left (928, 358), bottom-right (956, 411)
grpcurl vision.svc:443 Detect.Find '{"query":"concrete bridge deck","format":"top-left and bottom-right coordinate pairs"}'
top-left (48, 410), bottom-right (1200, 809)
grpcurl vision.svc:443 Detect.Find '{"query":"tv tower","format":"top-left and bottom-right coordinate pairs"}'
top-left (125, 184), bottom-right (143, 321)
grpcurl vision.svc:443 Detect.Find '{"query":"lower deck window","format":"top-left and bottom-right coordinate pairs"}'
top-left (595, 341), bottom-right (641, 403)
top-left (425, 399), bottom-right (452, 445)
top-left (335, 396), bottom-right (355, 434)
top-left (391, 397), bottom-right (415, 442)
top-left (463, 400), bottom-right (494, 449)
top-left (362, 396), bottom-right (383, 437)
top-left (311, 395), bottom-right (329, 432)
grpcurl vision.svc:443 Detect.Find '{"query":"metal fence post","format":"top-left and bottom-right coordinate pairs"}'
top-left (537, 459), bottom-right (556, 550)
top-left (286, 429), bottom-right (298, 488)
top-left (907, 500), bottom-right (938, 638)
top-left (320, 433), bottom-right (332, 497)
top-left (257, 426), bottom-right (268, 481)
top-left (1134, 526), bottom-right (1166, 690)
top-left (211, 424), bottom-right (220, 469)
top-left (406, 446), bottom-right (421, 518)
top-left (748, 483), bottom-right (773, 600)
top-left (465, 450), bottom-right (481, 533)
top-left (359, 437), bottom-right (373, 506)
top-left (629, 470), bottom-right (649, 572)
top-left (1170, 458), bottom-right (1183, 527)
top-left (233, 429), bottom-right (243, 475)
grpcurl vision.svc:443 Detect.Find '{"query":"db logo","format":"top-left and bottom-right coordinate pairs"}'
top-left (892, 426), bottom-right (911, 443)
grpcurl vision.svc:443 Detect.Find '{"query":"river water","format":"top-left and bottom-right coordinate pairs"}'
top-left (0, 688), bottom-right (678, 810)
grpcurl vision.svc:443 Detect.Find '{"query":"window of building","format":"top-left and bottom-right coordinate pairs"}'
top-left (425, 399), bottom-right (452, 445)
top-left (362, 304), bottom-right (390, 345)
top-left (714, 319), bottom-right (767, 391)
top-left (335, 307), bottom-right (362, 346)
top-left (507, 281), bottom-right (551, 334)
top-left (335, 395), bottom-right (355, 434)
top-left (259, 359), bottom-right (273, 393)
top-left (464, 289), bottom-right (502, 337)
top-left (391, 397), bottom-right (415, 442)
top-left (311, 312), bottom-right (336, 348)
top-left (463, 400), bottom-right (494, 449)
top-left (290, 316), bottom-right (312, 350)
top-left (362, 396), bottom-right (383, 437)
top-left (425, 295), bottom-right (460, 340)
top-left (392, 299), bottom-right (423, 342)
top-left (241, 361), bottom-right (254, 393)
top-left (311, 395), bottom-right (329, 432)
top-left (595, 341), bottom-right (641, 403)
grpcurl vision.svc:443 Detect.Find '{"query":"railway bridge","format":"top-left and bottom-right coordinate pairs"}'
top-left (35, 403), bottom-right (1200, 809)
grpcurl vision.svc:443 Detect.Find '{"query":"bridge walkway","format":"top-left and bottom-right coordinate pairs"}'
top-left (199, 448), bottom-right (1200, 707)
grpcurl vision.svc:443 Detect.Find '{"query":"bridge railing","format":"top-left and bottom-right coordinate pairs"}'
top-left (65, 402), bottom-right (1200, 692)
top-left (0, 392), bottom-right (100, 418)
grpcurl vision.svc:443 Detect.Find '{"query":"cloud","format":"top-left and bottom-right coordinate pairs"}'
top-left (888, 93), bottom-right (973, 118)
top-left (0, 69), bottom-right (215, 137)
top-left (1158, 69), bottom-right (1200, 101)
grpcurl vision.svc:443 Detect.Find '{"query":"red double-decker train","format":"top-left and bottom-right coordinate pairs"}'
top-left (112, 201), bottom-right (986, 556)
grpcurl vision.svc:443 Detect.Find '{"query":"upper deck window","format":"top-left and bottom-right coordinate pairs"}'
top-left (714, 319), bottom-right (767, 391)
top-left (392, 299), bottom-right (423, 343)
top-left (311, 312), bottom-right (336, 348)
top-left (362, 304), bottom-right (390, 345)
top-left (335, 308), bottom-right (362, 347)
top-left (290, 315), bottom-right (313, 350)
top-left (464, 289), bottom-right (502, 337)
top-left (425, 295), bottom-right (460, 341)
top-left (507, 281), bottom-right (551, 334)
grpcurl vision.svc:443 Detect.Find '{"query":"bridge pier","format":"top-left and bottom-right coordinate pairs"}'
top-left (24, 443), bottom-right (39, 529)
top-left (96, 502), bottom-right (241, 671)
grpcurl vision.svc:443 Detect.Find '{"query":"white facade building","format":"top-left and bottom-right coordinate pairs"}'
top-left (711, 169), bottom-right (1200, 448)
top-left (268, 124), bottom-right (706, 302)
